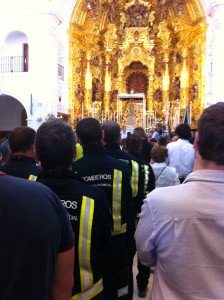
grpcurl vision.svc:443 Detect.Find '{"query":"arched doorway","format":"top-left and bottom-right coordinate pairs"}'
top-left (127, 73), bottom-right (148, 94)
top-left (0, 95), bottom-right (27, 131)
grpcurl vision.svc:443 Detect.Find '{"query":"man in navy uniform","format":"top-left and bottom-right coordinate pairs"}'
top-left (36, 119), bottom-right (111, 300)
top-left (73, 118), bottom-right (132, 300)
top-left (0, 126), bottom-right (41, 180)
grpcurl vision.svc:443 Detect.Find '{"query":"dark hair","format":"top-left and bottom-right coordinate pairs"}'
top-left (126, 134), bottom-right (141, 156)
top-left (35, 119), bottom-right (75, 171)
top-left (175, 124), bottom-right (191, 140)
top-left (76, 118), bottom-right (102, 144)
top-left (151, 144), bottom-right (168, 163)
top-left (9, 126), bottom-right (36, 153)
top-left (101, 121), bottom-right (120, 144)
top-left (157, 136), bottom-right (168, 146)
top-left (197, 102), bottom-right (224, 164)
top-left (133, 127), bottom-right (147, 139)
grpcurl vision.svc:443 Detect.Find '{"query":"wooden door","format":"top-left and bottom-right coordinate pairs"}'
top-left (23, 43), bottom-right (29, 72)
top-left (127, 73), bottom-right (148, 94)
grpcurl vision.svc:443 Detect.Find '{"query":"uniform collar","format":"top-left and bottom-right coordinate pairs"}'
top-left (104, 143), bottom-right (120, 150)
top-left (10, 155), bottom-right (37, 164)
top-left (83, 142), bottom-right (106, 156)
top-left (38, 169), bottom-right (78, 180)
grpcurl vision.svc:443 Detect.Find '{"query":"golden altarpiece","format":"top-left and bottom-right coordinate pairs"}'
top-left (68, 0), bottom-right (207, 129)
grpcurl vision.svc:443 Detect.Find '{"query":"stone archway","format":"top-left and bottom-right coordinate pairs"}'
top-left (0, 95), bottom-right (27, 131)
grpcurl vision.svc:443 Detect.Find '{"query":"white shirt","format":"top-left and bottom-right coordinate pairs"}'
top-left (135, 169), bottom-right (224, 300)
top-left (120, 131), bottom-right (127, 139)
top-left (151, 162), bottom-right (180, 188)
top-left (166, 139), bottom-right (195, 177)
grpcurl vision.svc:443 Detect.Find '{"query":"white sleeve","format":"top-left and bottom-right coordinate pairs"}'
top-left (135, 196), bottom-right (157, 267)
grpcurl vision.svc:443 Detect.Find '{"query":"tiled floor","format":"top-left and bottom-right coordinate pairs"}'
top-left (133, 255), bottom-right (154, 300)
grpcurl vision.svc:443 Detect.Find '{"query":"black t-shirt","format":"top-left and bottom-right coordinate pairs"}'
top-left (0, 173), bottom-right (74, 300)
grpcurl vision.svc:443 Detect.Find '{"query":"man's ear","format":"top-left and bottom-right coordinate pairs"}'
top-left (193, 132), bottom-right (199, 150)
top-left (101, 130), bottom-right (105, 142)
top-left (73, 146), bottom-right (77, 159)
top-left (77, 136), bottom-right (83, 146)
top-left (34, 148), bottom-right (39, 161)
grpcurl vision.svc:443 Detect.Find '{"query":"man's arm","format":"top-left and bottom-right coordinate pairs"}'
top-left (49, 246), bottom-right (74, 300)
top-left (135, 197), bottom-right (157, 267)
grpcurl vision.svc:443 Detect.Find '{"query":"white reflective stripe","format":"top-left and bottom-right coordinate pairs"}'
top-left (28, 174), bottom-right (37, 181)
top-left (79, 196), bottom-right (94, 292)
top-left (112, 169), bottom-right (123, 234)
top-left (131, 161), bottom-right (139, 198)
top-left (144, 165), bottom-right (149, 193)
top-left (118, 285), bottom-right (128, 298)
top-left (72, 278), bottom-right (103, 300)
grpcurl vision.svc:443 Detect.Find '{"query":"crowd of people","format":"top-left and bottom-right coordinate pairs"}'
top-left (0, 102), bottom-right (224, 300)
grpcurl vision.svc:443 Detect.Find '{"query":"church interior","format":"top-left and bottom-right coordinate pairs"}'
top-left (69, 0), bottom-right (207, 130)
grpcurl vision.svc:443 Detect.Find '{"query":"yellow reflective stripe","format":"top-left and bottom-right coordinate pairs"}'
top-left (111, 223), bottom-right (127, 236)
top-left (71, 278), bottom-right (103, 300)
top-left (131, 161), bottom-right (139, 198)
top-left (28, 175), bottom-right (37, 181)
top-left (112, 169), bottom-right (123, 234)
top-left (144, 165), bottom-right (149, 194)
top-left (79, 196), bottom-right (94, 292)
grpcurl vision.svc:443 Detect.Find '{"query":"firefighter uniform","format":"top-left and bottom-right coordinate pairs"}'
top-left (38, 169), bottom-right (111, 300)
top-left (134, 155), bottom-right (155, 297)
top-left (104, 143), bottom-right (147, 299)
top-left (0, 155), bottom-right (42, 181)
top-left (73, 142), bottom-right (132, 300)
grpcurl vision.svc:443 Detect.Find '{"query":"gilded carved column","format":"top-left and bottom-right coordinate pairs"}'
top-left (104, 52), bottom-right (111, 111)
top-left (147, 74), bottom-right (154, 111)
top-left (84, 50), bottom-right (92, 112)
top-left (163, 51), bottom-right (170, 105)
top-left (180, 47), bottom-right (189, 109)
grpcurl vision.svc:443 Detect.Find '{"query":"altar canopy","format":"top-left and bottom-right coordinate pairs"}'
top-left (69, 0), bottom-right (207, 129)
top-left (117, 93), bottom-right (146, 128)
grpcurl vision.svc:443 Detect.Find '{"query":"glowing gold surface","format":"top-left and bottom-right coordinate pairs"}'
top-left (69, 0), bottom-right (207, 129)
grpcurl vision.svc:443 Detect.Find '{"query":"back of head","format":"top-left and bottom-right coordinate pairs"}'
top-left (151, 144), bottom-right (168, 163)
top-left (158, 136), bottom-right (168, 147)
top-left (9, 126), bottom-right (36, 153)
top-left (175, 124), bottom-right (191, 140)
top-left (197, 102), bottom-right (224, 165)
top-left (101, 120), bottom-right (120, 144)
top-left (76, 118), bottom-right (102, 145)
top-left (126, 134), bottom-right (141, 156)
top-left (35, 119), bottom-right (75, 171)
top-left (133, 127), bottom-right (146, 139)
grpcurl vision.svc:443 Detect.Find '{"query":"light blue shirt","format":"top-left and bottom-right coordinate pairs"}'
top-left (135, 169), bottom-right (224, 300)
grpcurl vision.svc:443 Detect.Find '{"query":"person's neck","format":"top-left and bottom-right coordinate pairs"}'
top-left (13, 151), bottom-right (35, 159)
top-left (193, 151), bottom-right (224, 171)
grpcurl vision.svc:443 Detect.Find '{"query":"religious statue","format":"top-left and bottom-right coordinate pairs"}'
top-left (154, 89), bottom-right (163, 102)
top-left (176, 52), bottom-right (182, 64)
top-left (74, 84), bottom-right (83, 101)
top-left (148, 10), bottom-right (155, 27)
top-left (173, 0), bottom-right (186, 16)
top-left (191, 83), bottom-right (198, 100)
top-left (107, 0), bottom-right (119, 23)
top-left (86, 0), bottom-right (100, 18)
top-left (120, 12), bottom-right (126, 30)
top-left (173, 76), bottom-right (180, 100)
top-left (92, 78), bottom-right (102, 101)
top-left (125, 0), bottom-right (150, 28)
